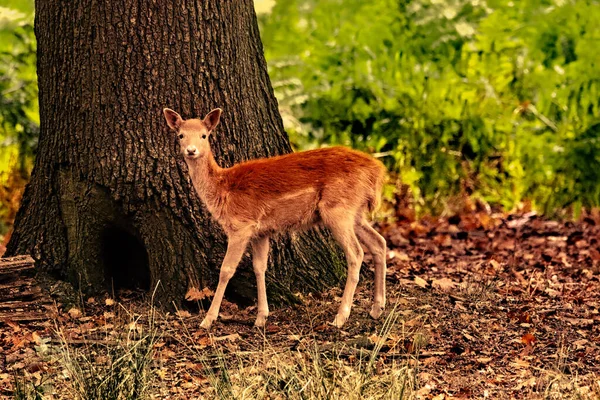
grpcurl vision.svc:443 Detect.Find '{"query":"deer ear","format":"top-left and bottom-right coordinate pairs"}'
top-left (203, 108), bottom-right (222, 131)
top-left (163, 108), bottom-right (183, 130)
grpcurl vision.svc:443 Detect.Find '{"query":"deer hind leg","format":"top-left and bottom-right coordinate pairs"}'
top-left (251, 236), bottom-right (270, 327)
top-left (324, 210), bottom-right (364, 328)
top-left (356, 219), bottom-right (387, 319)
top-left (200, 232), bottom-right (251, 329)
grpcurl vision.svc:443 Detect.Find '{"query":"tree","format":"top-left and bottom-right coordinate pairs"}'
top-left (6, 1), bottom-right (345, 306)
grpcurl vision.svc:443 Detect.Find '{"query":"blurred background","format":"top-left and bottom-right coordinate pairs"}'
top-left (0, 0), bottom-right (599, 240)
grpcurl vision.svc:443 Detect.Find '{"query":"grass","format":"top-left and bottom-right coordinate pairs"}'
top-left (178, 304), bottom-right (420, 400)
top-left (6, 282), bottom-right (599, 399)
top-left (9, 297), bottom-right (420, 399)
top-left (12, 374), bottom-right (44, 400)
top-left (54, 302), bottom-right (161, 400)
top-left (7, 298), bottom-right (600, 399)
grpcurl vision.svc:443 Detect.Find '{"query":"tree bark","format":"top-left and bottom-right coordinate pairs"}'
top-left (6, 1), bottom-right (345, 306)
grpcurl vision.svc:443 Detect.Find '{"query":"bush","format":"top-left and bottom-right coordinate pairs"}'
top-left (0, 3), bottom-right (38, 177)
top-left (0, 3), bottom-right (38, 236)
top-left (259, 0), bottom-right (600, 215)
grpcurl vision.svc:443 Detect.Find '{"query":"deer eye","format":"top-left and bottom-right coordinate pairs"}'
top-left (202, 134), bottom-right (207, 139)
top-left (178, 134), bottom-right (184, 139)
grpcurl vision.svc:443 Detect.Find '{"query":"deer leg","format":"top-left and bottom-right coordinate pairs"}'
top-left (326, 216), bottom-right (364, 328)
top-left (251, 236), bottom-right (270, 327)
top-left (356, 220), bottom-right (387, 319)
top-left (200, 233), bottom-right (250, 329)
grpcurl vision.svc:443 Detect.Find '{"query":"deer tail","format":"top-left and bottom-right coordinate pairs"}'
top-left (367, 166), bottom-right (386, 214)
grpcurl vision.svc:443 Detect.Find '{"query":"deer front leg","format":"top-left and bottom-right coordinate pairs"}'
top-left (251, 236), bottom-right (270, 327)
top-left (200, 233), bottom-right (250, 329)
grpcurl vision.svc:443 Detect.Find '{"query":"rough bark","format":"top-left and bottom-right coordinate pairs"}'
top-left (6, 1), bottom-right (345, 307)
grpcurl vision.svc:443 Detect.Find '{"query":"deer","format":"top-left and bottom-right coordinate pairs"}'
top-left (163, 107), bottom-right (388, 329)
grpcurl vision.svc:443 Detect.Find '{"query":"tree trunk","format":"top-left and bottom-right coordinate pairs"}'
top-left (6, 1), bottom-right (345, 307)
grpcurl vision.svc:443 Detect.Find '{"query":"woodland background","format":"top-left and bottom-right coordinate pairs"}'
top-left (1, 0), bottom-right (599, 242)
top-left (0, 1), bottom-right (599, 398)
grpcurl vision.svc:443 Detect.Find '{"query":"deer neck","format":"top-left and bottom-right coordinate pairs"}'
top-left (186, 150), bottom-right (225, 217)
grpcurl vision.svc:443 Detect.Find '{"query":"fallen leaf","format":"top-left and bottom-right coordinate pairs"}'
top-left (416, 383), bottom-right (433, 397)
top-left (31, 332), bottom-right (42, 344)
top-left (26, 362), bottom-right (45, 373)
top-left (68, 308), bottom-right (82, 318)
top-left (432, 277), bottom-right (456, 291)
top-left (185, 287), bottom-right (204, 301)
top-left (512, 358), bottom-right (531, 368)
top-left (5, 320), bottom-right (21, 332)
top-left (103, 312), bottom-right (115, 319)
top-left (176, 310), bottom-right (192, 318)
top-left (11, 336), bottom-right (30, 350)
top-left (414, 276), bottom-right (429, 289)
top-left (521, 333), bottom-right (536, 345)
top-left (185, 287), bottom-right (215, 301)
top-left (213, 333), bottom-right (240, 342)
top-left (159, 348), bottom-right (176, 360)
top-left (156, 368), bottom-right (168, 380)
top-left (369, 334), bottom-right (382, 344)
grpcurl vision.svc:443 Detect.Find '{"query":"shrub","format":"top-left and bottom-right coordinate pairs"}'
top-left (260, 0), bottom-right (600, 215)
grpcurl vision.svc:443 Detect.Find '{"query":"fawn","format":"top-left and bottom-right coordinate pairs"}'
top-left (163, 108), bottom-right (387, 329)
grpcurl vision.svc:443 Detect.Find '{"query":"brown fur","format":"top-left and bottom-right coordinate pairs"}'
top-left (196, 147), bottom-right (385, 234)
top-left (163, 108), bottom-right (388, 329)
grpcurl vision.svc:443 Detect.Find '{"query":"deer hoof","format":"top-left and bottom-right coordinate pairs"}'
top-left (331, 313), bottom-right (348, 328)
top-left (369, 304), bottom-right (384, 319)
top-left (254, 314), bottom-right (268, 328)
top-left (200, 317), bottom-right (214, 330)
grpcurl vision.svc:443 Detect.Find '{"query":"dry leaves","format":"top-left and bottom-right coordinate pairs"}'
top-left (414, 276), bottom-right (429, 289)
top-left (185, 287), bottom-right (215, 301)
top-left (521, 333), bottom-right (536, 346)
top-left (1, 211), bottom-right (599, 399)
top-left (67, 307), bottom-right (82, 319)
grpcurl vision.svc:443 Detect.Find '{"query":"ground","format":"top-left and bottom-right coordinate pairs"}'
top-left (0, 211), bottom-right (599, 399)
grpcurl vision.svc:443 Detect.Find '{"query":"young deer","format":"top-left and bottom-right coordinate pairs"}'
top-left (163, 108), bottom-right (387, 329)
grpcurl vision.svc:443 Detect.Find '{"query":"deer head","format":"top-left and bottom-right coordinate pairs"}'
top-left (163, 108), bottom-right (222, 159)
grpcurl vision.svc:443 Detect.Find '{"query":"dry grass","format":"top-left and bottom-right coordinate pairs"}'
top-left (7, 299), bottom-right (424, 399)
top-left (55, 308), bottom-right (160, 400)
top-left (179, 305), bottom-right (419, 400)
top-left (5, 291), bottom-right (600, 399)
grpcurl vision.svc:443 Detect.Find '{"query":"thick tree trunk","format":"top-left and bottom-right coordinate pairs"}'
top-left (6, 1), bottom-right (345, 306)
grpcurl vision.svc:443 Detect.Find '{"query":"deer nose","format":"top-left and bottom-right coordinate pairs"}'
top-left (186, 146), bottom-right (198, 156)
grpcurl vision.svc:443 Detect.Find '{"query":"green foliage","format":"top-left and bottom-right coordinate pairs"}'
top-left (260, 0), bottom-right (600, 214)
top-left (0, 0), bottom-right (598, 217)
top-left (0, 2), bottom-right (37, 236)
top-left (0, 1), bottom-right (38, 178)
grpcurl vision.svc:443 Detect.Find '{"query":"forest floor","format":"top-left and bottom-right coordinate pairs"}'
top-left (0, 211), bottom-right (599, 399)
